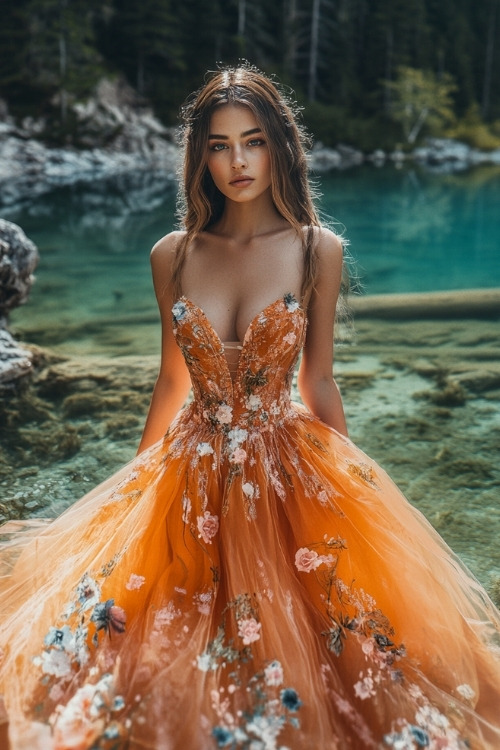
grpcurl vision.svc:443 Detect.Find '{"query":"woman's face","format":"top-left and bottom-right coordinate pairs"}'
top-left (206, 104), bottom-right (272, 203)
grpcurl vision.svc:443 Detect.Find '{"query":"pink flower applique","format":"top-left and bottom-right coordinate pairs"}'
top-left (230, 447), bottom-right (247, 464)
top-left (264, 660), bottom-right (284, 686)
top-left (294, 547), bottom-right (322, 573)
top-left (215, 404), bottom-right (233, 425)
top-left (237, 617), bottom-right (262, 645)
top-left (197, 511), bottom-right (219, 544)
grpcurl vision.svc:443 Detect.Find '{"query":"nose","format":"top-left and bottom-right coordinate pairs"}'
top-left (231, 146), bottom-right (247, 170)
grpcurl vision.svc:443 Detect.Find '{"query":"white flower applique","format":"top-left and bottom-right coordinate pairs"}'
top-left (125, 574), bottom-right (146, 591)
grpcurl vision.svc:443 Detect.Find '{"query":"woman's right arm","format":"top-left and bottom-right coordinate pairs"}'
top-left (137, 233), bottom-right (192, 454)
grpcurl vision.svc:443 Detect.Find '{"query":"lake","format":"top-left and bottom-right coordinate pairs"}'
top-left (3, 164), bottom-right (500, 355)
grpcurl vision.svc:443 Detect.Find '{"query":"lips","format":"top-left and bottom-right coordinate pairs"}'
top-left (229, 175), bottom-right (254, 186)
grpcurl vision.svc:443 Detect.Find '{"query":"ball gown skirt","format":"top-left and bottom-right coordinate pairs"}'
top-left (1, 294), bottom-right (500, 750)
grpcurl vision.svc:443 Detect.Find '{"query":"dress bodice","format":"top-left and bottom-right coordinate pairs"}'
top-left (172, 294), bottom-right (306, 430)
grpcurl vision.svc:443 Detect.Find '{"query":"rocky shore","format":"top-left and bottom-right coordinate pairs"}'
top-left (0, 79), bottom-right (178, 208)
top-left (2, 77), bottom-right (500, 208)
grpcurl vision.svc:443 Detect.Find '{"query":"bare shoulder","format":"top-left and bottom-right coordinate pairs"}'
top-left (150, 230), bottom-right (185, 279)
top-left (151, 230), bottom-right (186, 262)
top-left (314, 226), bottom-right (343, 264)
top-left (309, 227), bottom-right (344, 309)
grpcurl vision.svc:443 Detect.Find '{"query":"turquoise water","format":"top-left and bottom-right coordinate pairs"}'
top-left (319, 166), bottom-right (500, 293)
top-left (4, 165), bottom-right (500, 352)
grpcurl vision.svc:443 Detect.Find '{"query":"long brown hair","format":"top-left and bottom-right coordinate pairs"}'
top-left (172, 63), bottom-right (321, 301)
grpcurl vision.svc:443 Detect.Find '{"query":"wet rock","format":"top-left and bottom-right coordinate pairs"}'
top-left (0, 220), bottom-right (39, 383)
top-left (309, 142), bottom-right (364, 172)
top-left (336, 143), bottom-right (364, 168)
top-left (308, 143), bottom-right (342, 171)
top-left (0, 219), bottom-right (39, 318)
top-left (412, 137), bottom-right (500, 173)
top-left (0, 329), bottom-right (34, 384)
top-left (367, 149), bottom-right (386, 166)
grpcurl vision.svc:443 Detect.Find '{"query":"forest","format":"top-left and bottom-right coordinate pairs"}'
top-left (1, 0), bottom-right (499, 151)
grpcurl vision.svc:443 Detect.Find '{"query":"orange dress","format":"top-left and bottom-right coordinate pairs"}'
top-left (1, 294), bottom-right (500, 749)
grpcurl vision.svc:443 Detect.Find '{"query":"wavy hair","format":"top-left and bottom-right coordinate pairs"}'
top-left (172, 63), bottom-right (322, 301)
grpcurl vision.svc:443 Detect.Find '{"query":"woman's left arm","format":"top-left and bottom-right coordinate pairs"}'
top-left (297, 228), bottom-right (348, 436)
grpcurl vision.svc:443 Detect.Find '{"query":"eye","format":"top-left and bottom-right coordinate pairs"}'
top-left (209, 142), bottom-right (227, 152)
top-left (248, 138), bottom-right (265, 147)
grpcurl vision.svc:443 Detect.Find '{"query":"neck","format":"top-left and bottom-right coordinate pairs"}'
top-left (212, 192), bottom-right (287, 243)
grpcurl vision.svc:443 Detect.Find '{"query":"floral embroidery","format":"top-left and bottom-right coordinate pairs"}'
top-left (242, 482), bottom-right (255, 499)
top-left (280, 687), bottom-right (302, 711)
top-left (182, 493), bottom-right (192, 523)
top-left (125, 573), bottom-right (146, 591)
top-left (154, 601), bottom-right (182, 628)
top-left (75, 574), bottom-right (101, 611)
top-left (197, 441), bottom-right (214, 456)
top-left (237, 617), bottom-right (262, 645)
top-left (294, 546), bottom-right (334, 573)
top-left (215, 404), bottom-right (233, 425)
top-left (172, 300), bottom-right (188, 321)
top-left (284, 292), bottom-right (300, 312)
top-left (210, 663), bottom-right (303, 748)
top-left (193, 589), bottom-right (214, 616)
top-left (90, 600), bottom-right (126, 641)
top-left (49, 673), bottom-right (127, 750)
top-left (245, 393), bottom-right (262, 411)
top-left (347, 460), bottom-right (379, 489)
top-left (227, 427), bottom-right (247, 452)
top-left (197, 511), bottom-right (220, 544)
top-left (456, 683), bottom-right (475, 701)
top-left (264, 660), bottom-right (284, 686)
top-left (353, 669), bottom-right (377, 700)
top-left (383, 687), bottom-right (470, 748)
top-left (229, 447), bottom-right (247, 464)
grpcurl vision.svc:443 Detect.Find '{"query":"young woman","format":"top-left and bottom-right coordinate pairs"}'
top-left (1, 64), bottom-right (500, 750)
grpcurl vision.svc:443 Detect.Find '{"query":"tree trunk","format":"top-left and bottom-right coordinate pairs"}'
top-left (137, 52), bottom-right (145, 95)
top-left (59, 0), bottom-right (68, 124)
top-left (407, 106), bottom-right (428, 143)
top-left (283, 0), bottom-right (298, 79)
top-left (383, 27), bottom-right (394, 113)
top-left (308, 0), bottom-right (321, 102)
top-left (482, 0), bottom-right (497, 119)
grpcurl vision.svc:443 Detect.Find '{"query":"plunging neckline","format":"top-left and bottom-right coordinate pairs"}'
top-left (176, 294), bottom-right (304, 354)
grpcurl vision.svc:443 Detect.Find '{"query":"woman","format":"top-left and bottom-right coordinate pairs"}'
top-left (1, 64), bottom-right (500, 750)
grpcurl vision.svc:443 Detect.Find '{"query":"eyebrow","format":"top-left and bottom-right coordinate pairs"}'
top-left (208, 128), bottom-right (263, 140)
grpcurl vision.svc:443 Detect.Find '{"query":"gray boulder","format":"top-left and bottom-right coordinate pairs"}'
top-left (0, 219), bottom-right (39, 320)
top-left (0, 329), bottom-right (34, 383)
top-left (0, 219), bottom-right (39, 383)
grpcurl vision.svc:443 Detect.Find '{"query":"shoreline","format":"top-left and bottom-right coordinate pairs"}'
top-left (350, 287), bottom-right (500, 319)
